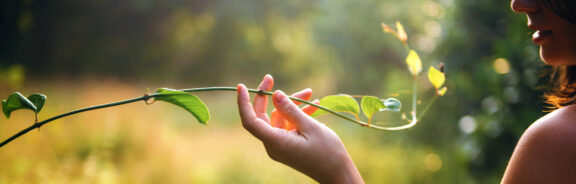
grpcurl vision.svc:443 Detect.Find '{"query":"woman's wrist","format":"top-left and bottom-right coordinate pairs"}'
top-left (314, 151), bottom-right (364, 184)
top-left (334, 155), bottom-right (364, 184)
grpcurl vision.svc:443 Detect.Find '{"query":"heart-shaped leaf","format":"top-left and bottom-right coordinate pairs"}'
top-left (28, 94), bottom-right (47, 113)
top-left (361, 96), bottom-right (385, 121)
top-left (2, 92), bottom-right (38, 119)
top-left (406, 50), bottom-right (423, 76)
top-left (311, 95), bottom-right (359, 118)
top-left (154, 88), bottom-right (210, 124)
top-left (428, 66), bottom-right (445, 90)
top-left (381, 98), bottom-right (402, 112)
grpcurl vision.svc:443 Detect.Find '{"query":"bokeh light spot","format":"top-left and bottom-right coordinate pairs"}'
top-left (425, 21), bottom-right (443, 38)
top-left (493, 58), bottom-right (510, 74)
top-left (424, 153), bottom-right (442, 172)
top-left (422, 0), bottom-right (445, 18)
top-left (414, 34), bottom-right (437, 52)
top-left (504, 87), bottom-right (520, 103)
top-left (459, 115), bottom-right (477, 134)
top-left (482, 96), bottom-right (500, 114)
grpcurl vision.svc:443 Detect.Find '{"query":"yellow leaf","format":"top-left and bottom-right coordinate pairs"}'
top-left (437, 86), bottom-right (447, 96)
top-left (396, 21), bottom-right (408, 43)
top-left (406, 50), bottom-right (422, 76)
top-left (427, 66), bottom-right (445, 89)
top-left (381, 23), bottom-right (396, 34)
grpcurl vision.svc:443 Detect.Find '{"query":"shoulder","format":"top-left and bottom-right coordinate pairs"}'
top-left (527, 104), bottom-right (576, 146)
top-left (502, 105), bottom-right (576, 184)
top-left (520, 105), bottom-right (576, 162)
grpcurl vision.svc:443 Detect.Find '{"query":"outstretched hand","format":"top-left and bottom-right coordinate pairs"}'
top-left (237, 74), bottom-right (364, 184)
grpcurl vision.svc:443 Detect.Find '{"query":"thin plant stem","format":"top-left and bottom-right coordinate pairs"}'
top-left (181, 87), bottom-right (418, 130)
top-left (370, 76), bottom-right (419, 131)
top-left (0, 95), bottom-right (151, 148)
top-left (0, 87), bottom-right (419, 148)
top-left (418, 95), bottom-right (438, 120)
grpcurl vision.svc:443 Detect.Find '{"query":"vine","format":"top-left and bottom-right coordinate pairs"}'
top-left (0, 22), bottom-right (446, 148)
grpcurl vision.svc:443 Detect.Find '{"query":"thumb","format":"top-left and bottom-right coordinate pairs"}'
top-left (237, 84), bottom-right (277, 141)
top-left (272, 90), bottom-right (317, 132)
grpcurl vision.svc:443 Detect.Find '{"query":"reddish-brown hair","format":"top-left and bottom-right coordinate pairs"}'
top-left (545, 66), bottom-right (576, 109)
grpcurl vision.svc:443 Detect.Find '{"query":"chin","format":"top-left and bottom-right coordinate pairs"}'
top-left (540, 48), bottom-right (559, 65)
top-left (540, 47), bottom-right (576, 66)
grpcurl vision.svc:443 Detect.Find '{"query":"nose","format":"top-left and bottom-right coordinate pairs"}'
top-left (511, 0), bottom-right (540, 13)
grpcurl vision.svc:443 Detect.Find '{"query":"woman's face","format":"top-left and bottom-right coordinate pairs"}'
top-left (511, 0), bottom-right (576, 66)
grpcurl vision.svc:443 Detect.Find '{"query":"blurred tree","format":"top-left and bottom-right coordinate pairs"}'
top-left (428, 0), bottom-right (550, 183)
top-left (0, 0), bottom-right (33, 65)
top-left (0, 0), bottom-right (551, 183)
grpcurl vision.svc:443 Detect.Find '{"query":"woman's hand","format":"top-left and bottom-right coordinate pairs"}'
top-left (237, 75), bottom-right (364, 184)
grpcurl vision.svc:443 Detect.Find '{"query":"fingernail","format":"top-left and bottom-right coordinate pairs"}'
top-left (274, 90), bottom-right (287, 103)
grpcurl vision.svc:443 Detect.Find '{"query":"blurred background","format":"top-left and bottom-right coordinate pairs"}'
top-left (0, 0), bottom-right (551, 183)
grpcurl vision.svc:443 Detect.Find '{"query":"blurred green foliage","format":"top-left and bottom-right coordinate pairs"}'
top-left (0, 0), bottom-right (551, 183)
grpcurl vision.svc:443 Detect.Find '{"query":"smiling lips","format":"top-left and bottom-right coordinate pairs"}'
top-left (532, 30), bottom-right (553, 45)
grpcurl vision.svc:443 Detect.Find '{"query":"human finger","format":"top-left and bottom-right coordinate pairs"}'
top-left (237, 84), bottom-right (276, 141)
top-left (269, 88), bottom-right (312, 128)
top-left (285, 99), bottom-right (319, 131)
top-left (253, 74), bottom-right (274, 121)
top-left (270, 110), bottom-right (287, 129)
top-left (289, 88), bottom-right (312, 105)
top-left (272, 90), bottom-right (317, 132)
top-left (271, 92), bottom-right (316, 130)
top-left (301, 99), bottom-right (320, 115)
top-left (269, 88), bottom-right (311, 129)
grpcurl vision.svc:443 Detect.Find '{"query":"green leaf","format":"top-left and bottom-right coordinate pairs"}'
top-left (406, 50), bottom-right (423, 76)
top-left (154, 88), bottom-right (210, 124)
top-left (2, 92), bottom-right (38, 119)
top-left (382, 98), bottom-right (402, 112)
top-left (428, 66), bottom-right (445, 90)
top-left (28, 94), bottom-right (47, 113)
top-left (311, 95), bottom-right (359, 118)
top-left (361, 96), bottom-right (385, 121)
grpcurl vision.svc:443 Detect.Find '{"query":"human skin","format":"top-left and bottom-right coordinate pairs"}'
top-left (511, 0), bottom-right (576, 66)
top-left (237, 75), bottom-right (363, 184)
top-left (502, 0), bottom-right (576, 183)
top-left (237, 0), bottom-right (576, 183)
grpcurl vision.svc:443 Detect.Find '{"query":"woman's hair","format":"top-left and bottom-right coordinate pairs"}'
top-left (545, 66), bottom-right (576, 109)
top-left (542, 0), bottom-right (576, 109)
top-left (543, 0), bottom-right (576, 24)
